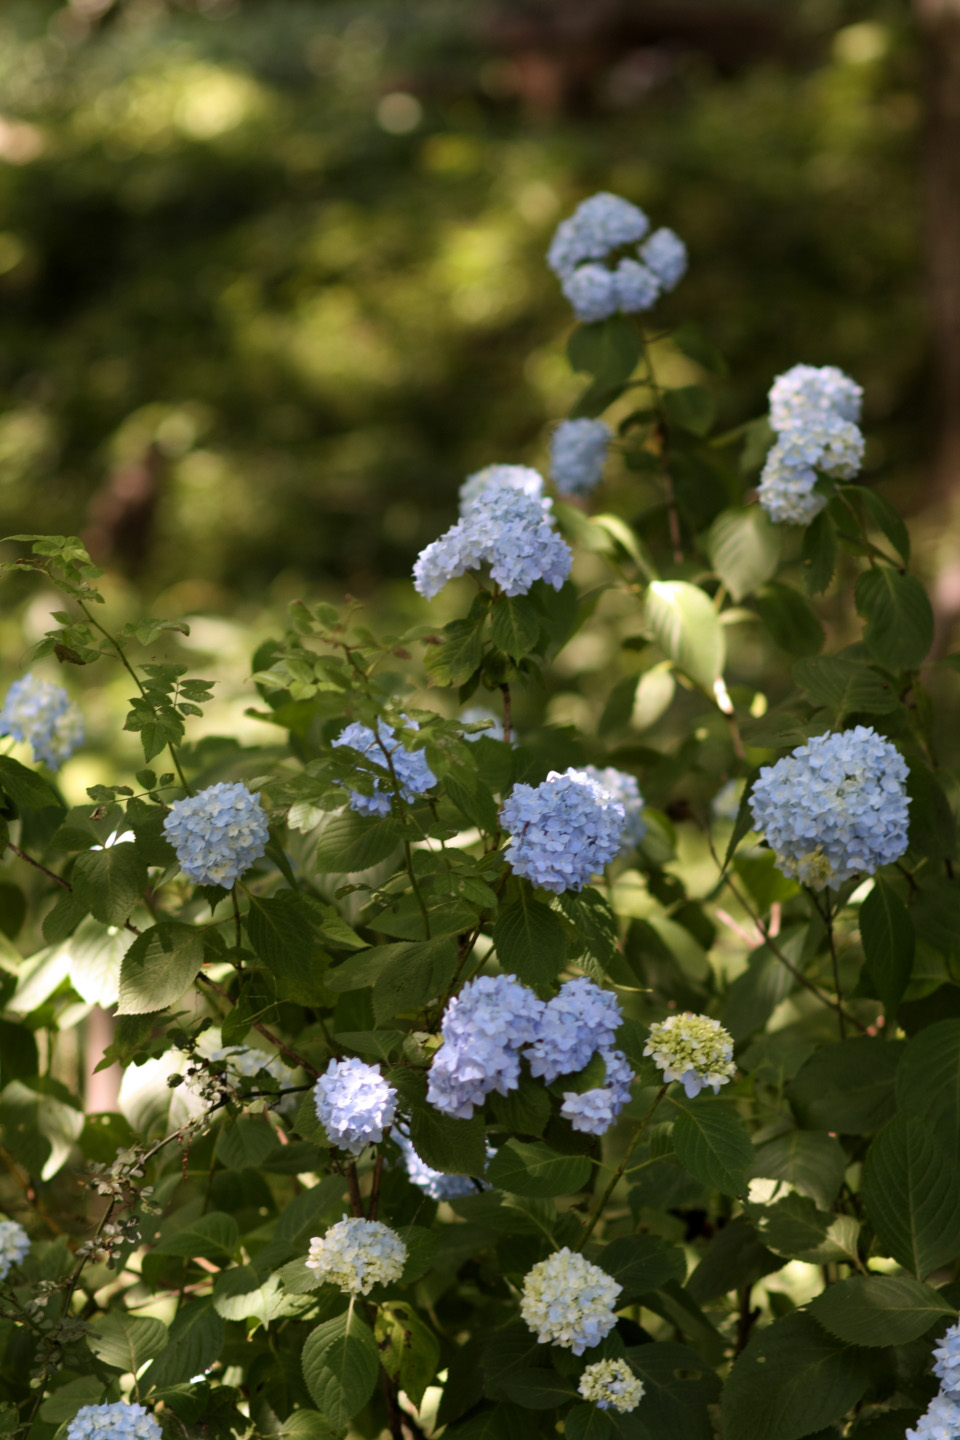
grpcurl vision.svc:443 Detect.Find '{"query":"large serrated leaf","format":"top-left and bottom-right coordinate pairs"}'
top-left (855, 567), bottom-right (933, 671)
top-left (116, 922), bottom-right (203, 1015)
top-left (793, 655), bottom-right (899, 719)
top-left (859, 879), bottom-right (914, 1017)
top-left (672, 1100), bottom-right (752, 1196)
top-left (487, 1139), bottom-right (590, 1197)
top-left (645, 581), bottom-right (725, 691)
top-left (707, 507), bottom-right (781, 601)
top-left (141, 1299), bottom-right (224, 1391)
top-left (597, 1233), bottom-right (686, 1303)
top-left (808, 1274), bottom-right (955, 1347)
top-left (301, 1310), bottom-right (380, 1428)
top-left (72, 843), bottom-right (148, 927)
top-left (312, 811), bottom-right (402, 872)
top-left (861, 1114), bottom-right (960, 1278)
top-left (897, 1019), bottom-right (960, 1149)
top-left (786, 1036), bottom-right (903, 1135)
top-left (87, 1312), bottom-right (168, 1372)
top-left (492, 896), bottom-right (566, 986)
top-left (490, 595), bottom-right (541, 661)
top-left (748, 1193), bottom-right (860, 1266)
top-left (751, 1129), bottom-right (846, 1210)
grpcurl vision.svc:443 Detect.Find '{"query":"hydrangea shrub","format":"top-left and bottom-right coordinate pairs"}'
top-left (0, 194), bottom-right (953, 1440)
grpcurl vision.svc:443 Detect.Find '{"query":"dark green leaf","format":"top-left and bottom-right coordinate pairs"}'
top-left (72, 843), bottom-right (148, 927)
top-left (564, 1405), bottom-right (619, 1440)
top-left (496, 1369), bottom-right (577, 1410)
top-left (707, 507), bottom-right (781, 601)
top-left (748, 1193), bottom-right (860, 1267)
top-left (859, 880), bottom-right (915, 1017)
top-left (662, 385), bottom-right (716, 437)
top-left (670, 322), bottom-right (727, 375)
top-left (598, 1233), bottom-right (686, 1303)
top-left (373, 935), bottom-right (458, 1023)
top-left (374, 1301), bottom-right (440, 1407)
top-left (141, 1300), bottom-right (224, 1390)
top-left (487, 1139), bottom-right (591, 1197)
top-left (155, 1212), bottom-right (239, 1262)
top-left (301, 1310), bottom-right (379, 1428)
top-left (312, 812), bottom-right (402, 872)
top-left (685, 1215), bottom-right (783, 1304)
top-left (808, 1274), bottom-right (955, 1347)
top-left (0, 755), bottom-right (63, 811)
top-left (672, 1100), bottom-right (752, 1196)
top-left (753, 583), bottom-right (824, 657)
top-left (87, 1312), bottom-right (168, 1372)
top-left (409, 1103), bottom-right (487, 1177)
top-left (117, 922), bottom-right (203, 1015)
top-left (246, 892), bottom-right (322, 1001)
top-left (722, 945), bottom-right (795, 1043)
top-left (424, 618), bottom-right (486, 687)
top-left (861, 1115), bottom-right (960, 1277)
top-left (856, 487), bottom-right (910, 564)
top-left (622, 1340), bottom-right (719, 1440)
top-left (801, 511), bottom-right (837, 595)
top-left (897, 1019), bottom-right (960, 1150)
top-left (491, 596), bottom-right (541, 662)
top-left (793, 656), bottom-right (899, 719)
top-left (443, 1402), bottom-right (531, 1440)
top-left (786, 1037), bottom-right (903, 1135)
top-left (751, 1130), bottom-right (847, 1210)
top-left (215, 1117), bottom-right (281, 1171)
top-left (567, 317), bottom-right (642, 388)
top-left (855, 568), bottom-right (933, 671)
top-left (493, 896), bottom-right (567, 986)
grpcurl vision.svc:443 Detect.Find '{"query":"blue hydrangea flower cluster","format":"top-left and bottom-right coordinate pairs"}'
top-left (414, 468), bottom-right (571, 600)
top-left (0, 673), bottom-right (84, 770)
top-left (520, 1248), bottom-right (622, 1353)
top-left (313, 1057), bottom-right (397, 1154)
top-left (934, 1322), bottom-right (960, 1395)
top-left (758, 363), bottom-right (865, 526)
top-left (500, 768), bottom-right (627, 893)
top-left (333, 717), bottom-right (437, 817)
top-left (547, 193), bottom-right (687, 322)
top-left (393, 1124), bottom-right (488, 1200)
top-left (561, 1047), bottom-right (635, 1136)
top-left (66, 1403), bottom-right (161, 1440)
top-left (550, 419), bottom-right (612, 497)
top-left (163, 781), bottom-right (269, 888)
top-left (460, 706), bottom-right (505, 743)
top-left (583, 765), bottom-right (646, 851)
top-left (427, 974), bottom-right (545, 1119)
top-left (0, 1219), bottom-right (29, 1279)
top-left (526, 977), bottom-right (623, 1084)
top-left (907, 1391), bottom-right (960, 1440)
top-left (748, 726), bottom-right (910, 889)
top-left (459, 464), bottom-right (544, 510)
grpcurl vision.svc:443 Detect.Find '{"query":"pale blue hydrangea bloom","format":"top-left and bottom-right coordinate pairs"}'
top-left (459, 464), bottom-right (544, 512)
top-left (612, 258), bottom-right (661, 314)
top-left (0, 1219), bottom-right (29, 1279)
top-left (163, 781), bottom-right (269, 888)
top-left (313, 1057), bottom-right (397, 1154)
top-left (333, 717), bottom-right (436, 817)
top-left (306, 1216), bottom-right (407, 1294)
top-left (906, 1392), bottom-right (960, 1440)
top-left (644, 1013), bottom-right (736, 1098)
top-left (561, 1047), bottom-right (635, 1136)
top-left (583, 765), bottom-right (646, 851)
top-left (579, 1357), bottom-right (646, 1413)
top-left (934, 1323), bottom-right (960, 1395)
top-left (393, 1124), bottom-right (488, 1200)
top-left (547, 193), bottom-right (650, 280)
top-left (749, 726), bottom-right (910, 889)
top-left (427, 973), bottom-right (545, 1119)
top-left (520, 1247), bottom-right (622, 1353)
top-left (413, 476), bottom-right (571, 600)
top-left (501, 768), bottom-right (626, 894)
top-left (66, 1403), bottom-right (161, 1440)
top-left (0, 673), bottom-right (84, 770)
top-left (755, 444), bottom-right (826, 527)
top-left (768, 363), bottom-right (863, 431)
top-left (641, 227), bottom-right (688, 290)
top-left (460, 706), bottom-right (505, 743)
top-left (561, 264), bottom-right (620, 323)
top-left (526, 977), bottom-right (623, 1084)
top-left (550, 419), bottom-right (611, 497)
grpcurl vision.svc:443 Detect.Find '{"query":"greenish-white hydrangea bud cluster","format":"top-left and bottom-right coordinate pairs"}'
top-left (578, 1357), bottom-right (646, 1412)
top-left (306, 1216), bottom-right (407, 1294)
top-left (643, 1012), bottom-right (736, 1098)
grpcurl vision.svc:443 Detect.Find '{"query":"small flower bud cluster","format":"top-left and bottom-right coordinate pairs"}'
top-left (427, 974), bottom-right (545, 1119)
top-left (460, 706), bottom-right (505, 743)
top-left (578, 1358), bottom-right (646, 1413)
top-left (644, 1013), bottom-right (736, 1099)
top-left (550, 420), bottom-right (612, 497)
top-left (520, 1248), bottom-right (621, 1353)
top-left (163, 780), bottom-right (269, 888)
top-left (333, 717), bottom-right (436, 817)
top-left (758, 362), bottom-right (865, 526)
top-left (393, 1124), bottom-right (488, 1200)
top-left (0, 1219), bottom-right (30, 1279)
top-left (547, 193), bottom-right (687, 323)
top-left (414, 467), bottom-right (571, 600)
top-left (501, 768), bottom-right (627, 893)
top-left (0, 673), bottom-right (84, 770)
top-left (66, 1403), bottom-right (161, 1440)
top-left (583, 766), bottom-right (646, 852)
top-left (314, 1057), bottom-right (397, 1154)
top-left (306, 1216), bottom-right (407, 1294)
top-left (748, 726), bottom-right (910, 889)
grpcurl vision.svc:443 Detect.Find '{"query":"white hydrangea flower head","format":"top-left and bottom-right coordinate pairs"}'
top-left (560, 1047), bottom-right (635, 1136)
top-left (906, 1391), bottom-right (960, 1440)
top-left (459, 464), bottom-right (544, 512)
top-left (163, 780), bottom-right (269, 887)
top-left (582, 765), bottom-right (646, 851)
top-left (460, 706), bottom-right (505, 743)
top-left (306, 1216), bottom-right (407, 1295)
top-left (768, 363), bottom-right (863, 431)
top-left (547, 192), bottom-right (650, 279)
top-left (612, 258), bottom-right (661, 314)
top-left (332, 716), bottom-right (436, 817)
top-left (0, 1219), bottom-right (30, 1279)
top-left (501, 768), bottom-right (626, 894)
top-left (934, 1322), bottom-right (960, 1395)
top-left (414, 478), bottom-right (571, 601)
top-left (640, 227), bottom-right (688, 291)
top-left (526, 977), bottom-right (623, 1084)
top-left (393, 1123), bottom-right (489, 1200)
top-left (427, 973), bottom-right (545, 1119)
top-left (748, 726), bottom-right (910, 889)
top-left (66, 1402), bottom-right (162, 1440)
top-left (313, 1057), bottom-right (397, 1154)
top-left (644, 1013), bottom-right (736, 1099)
top-left (520, 1247), bottom-right (621, 1354)
top-left (578, 1357), bottom-right (646, 1413)
top-left (550, 420), bottom-right (611, 498)
top-left (0, 673), bottom-right (84, 770)
top-left (561, 264), bottom-right (620, 323)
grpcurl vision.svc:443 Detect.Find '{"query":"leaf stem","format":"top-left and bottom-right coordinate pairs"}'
top-left (576, 1084), bottom-right (668, 1249)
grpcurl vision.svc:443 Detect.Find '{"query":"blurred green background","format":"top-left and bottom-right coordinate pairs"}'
top-left (0, 0), bottom-right (937, 606)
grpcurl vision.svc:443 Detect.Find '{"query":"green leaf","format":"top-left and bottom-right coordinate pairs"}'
top-left (707, 507), bottom-right (781, 601)
top-left (486, 1139), bottom-right (591, 1197)
top-left (793, 655), bottom-right (899, 719)
top-left (686, 1215), bottom-right (783, 1305)
top-left (856, 568), bottom-right (934, 671)
top-left (246, 892), bottom-right (321, 1001)
top-left (861, 1114), bottom-right (960, 1277)
top-left (312, 812), bottom-right (402, 872)
top-left (373, 936), bottom-right (458, 1023)
top-left (491, 596), bottom-right (541, 661)
top-left (72, 843), bottom-right (148, 927)
top-left (721, 945), bottom-right (795, 1043)
top-left (492, 896), bottom-right (567, 986)
top-left (856, 487), bottom-right (910, 564)
top-left (786, 1036), bottom-right (903, 1135)
top-left (141, 1299), bottom-right (225, 1390)
top-left (409, 1103), bottom-right (487, 1176)
top-left (670, 322), bottom-right (727, 375)
top-left (212, 1267), bottom-right (296, 1325)
top-left (374, 1301), bottom-right (440, 1407)
top-left (496, 1369), bottom-right (577, 1410)
top-left (275, 1412), bottom-right (340, 1440)
top-left (662, 385), bottom-right (716, 437)
top-left (0, 755), bottom-right (63, 811)
top-left (563, 1405), bottom-right (618, 1440)
top-left (0, 1078), bottom-right (84, 1181)
top-left (597, 1233), bottom-right (686, 1303)
top-left (623, 1340), bottom-right (719, 1440)
top-left (87, 1312), bottom-right (168, 1372)
top-left (721, 1311), bottom-right (874, 1440)
top-left (301, 1309), bottom-right (380, 1428)
top-left (859, 880), bottom-right (915, 1017)
top-left (645, 581), bottom-right (725, 691)
top-left (808, 1274), bottom-right (955, 1347)
top-left (672, 1101), bottom-right (752, 1196)
top-left (567, 317), bottom-right (642, 388)
top-left (897, 1019), bottom-right (960, 1149)
top-left (801, 510), bottom-right (837, 595)
top-left (155, 1212), bottom-right (240, 1262)
top-left (753, 583), bottom-right (824, 657)
top-left (215, 1116), bottom-right (282, 1171)
top-left (423, 617), bottom-right (485, 687)
top-left (116, 922), bottom-right (203, 1015)
top-left (751, 1130), bottom-right (847, 1210)
top-left (748, 1193), bottom-right (861, 1267)
top-left (443, 1403), bottom-right (531, 1440)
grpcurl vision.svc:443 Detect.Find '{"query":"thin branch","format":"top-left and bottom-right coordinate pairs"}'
top-left (7, 842), bottom-right (141, 936)
top-left (808, 887), bottom-right (845, 1040)
top-left (499, 682), bottom-right (512, 745)
top-left (195, 972), bottom-right (321, 1077)
top-left (577, 1085), bottom-right (667, 1249)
